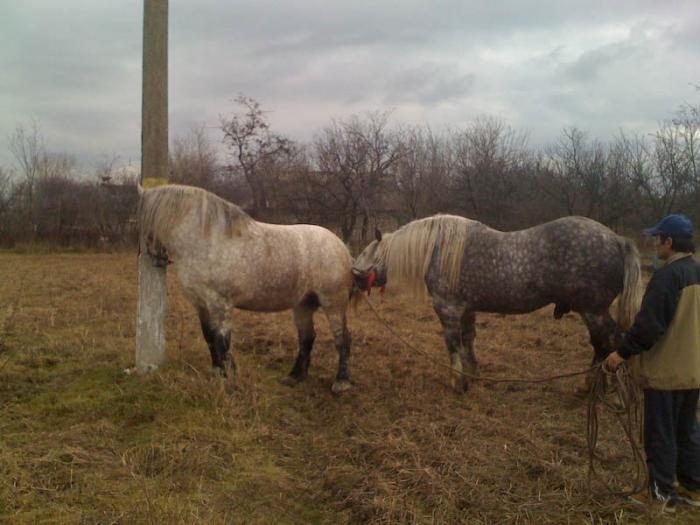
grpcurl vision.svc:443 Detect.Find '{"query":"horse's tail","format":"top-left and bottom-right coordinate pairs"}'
top-left (615, 236), bottom-right (643, 331)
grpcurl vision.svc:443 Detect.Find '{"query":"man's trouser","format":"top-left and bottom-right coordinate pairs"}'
top-left (644, 388), bottom-right (700, 497)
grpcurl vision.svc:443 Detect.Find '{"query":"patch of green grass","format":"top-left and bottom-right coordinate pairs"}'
top-left (14, 367), bottom-right (169, 428)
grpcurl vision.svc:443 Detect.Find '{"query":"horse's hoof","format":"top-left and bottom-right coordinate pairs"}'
top-left (280, 375), bottom-right (300, 387)
top-left (211, 367), bottom-right (227, 379)
top-left (575, 381), bottom-right (590, 396)
top-left (452, 382), bottom-right (469, 394)
top-left (331, 379), bottom-right (352, 394)
top-left (450, 374), bottom-right (470, 393)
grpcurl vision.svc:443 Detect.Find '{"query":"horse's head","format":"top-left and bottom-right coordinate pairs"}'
top-left (352, 228), bottom-right (388, 293)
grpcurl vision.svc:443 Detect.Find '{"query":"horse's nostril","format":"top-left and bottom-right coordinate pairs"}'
top-left (351, 268), bottom-right (366, 277)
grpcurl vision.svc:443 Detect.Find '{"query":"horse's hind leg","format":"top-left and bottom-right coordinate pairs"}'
top-left (434, 300), bottom-right (475, 393)
top-left (578, 310), bottom-right (618, 392)
top-left (322, 306), bottom-right (352, 394)
top-left (580, 310), bottom-right (617, 364)
top-left (281, 302), bottom-right (318, 387)
top-left (198, 307), bottom-right (234, 378)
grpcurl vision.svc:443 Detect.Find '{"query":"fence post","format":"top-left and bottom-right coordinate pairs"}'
top-left (136, 0), bottom-right (168, 373)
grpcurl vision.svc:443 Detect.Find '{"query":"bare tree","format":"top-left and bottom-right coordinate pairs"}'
top-left (0, 167), bottom-right (12, 242)
top-left (32, 152), bottom-right (79, 242)
top-left (451, 117), bottom-right (530, 228)
top-left (543, 127), bottom-right (589, 216)
top-left (390, 125), bottom-right (450, 221)
top-left (308, 119), bottom-right (365, 242)
top-left (170, 124), bottom-right (218, 190)
top-left (310, 111), bottom-right (401, 243)
top-left (672, 96), bottom-right (700, 216)
top-left (220, 96), bottom-right (292, 217)
top-left (94, 155), bottom-right (120, 183)
top-left (0, 166), bottom-right (10, 207)
top-left (8, 121), bottom-right (44, 234)
top-left (645, 121), bottom-right (696, 217)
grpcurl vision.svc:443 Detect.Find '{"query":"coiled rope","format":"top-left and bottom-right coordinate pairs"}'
top-left (587, 363), bottom-right (647, 496)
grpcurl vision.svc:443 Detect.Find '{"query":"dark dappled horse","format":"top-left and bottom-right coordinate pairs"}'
top-left (139, 184), bottom-right (357, 393)
top-left (352, 215), bottom-right (643, 392)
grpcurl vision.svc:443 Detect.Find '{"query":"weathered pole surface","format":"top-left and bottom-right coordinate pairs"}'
top-left (136, 0), bottom-right (168, 373)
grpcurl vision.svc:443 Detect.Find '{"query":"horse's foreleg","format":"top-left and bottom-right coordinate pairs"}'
top-left (282, 305), bottom-right (317, 386)
top-left (460, 310), bottom-right (478, 385)
top-left (198, 308), bottom-right (234, 378)
top-left (324, 309), bottom-right (352, 394)
top-left (434, 300), bottom-right (472, 393)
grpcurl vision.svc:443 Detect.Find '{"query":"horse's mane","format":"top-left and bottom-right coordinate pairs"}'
top-left (139, 184), bottom-right (252, 245)
top-left (380, 214), bottom-right (473, 297)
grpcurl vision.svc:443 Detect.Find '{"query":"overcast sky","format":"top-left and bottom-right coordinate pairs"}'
top-left (2, 0), bottom-right (699, 172)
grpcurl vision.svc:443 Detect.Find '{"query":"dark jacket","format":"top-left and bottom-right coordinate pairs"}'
top-left (620, 253), bottom-right (700, 389)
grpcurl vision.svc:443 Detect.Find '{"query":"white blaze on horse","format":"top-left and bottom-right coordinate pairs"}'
top-left (138, 184), bottom-right (356, 393)
top-left (353, 214), bottom-right (643, 392)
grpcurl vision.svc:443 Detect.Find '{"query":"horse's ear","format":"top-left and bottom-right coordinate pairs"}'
top-left (375, 227), bottom-right (382, 242)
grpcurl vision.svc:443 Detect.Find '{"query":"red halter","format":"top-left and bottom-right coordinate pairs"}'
top-left (366, 271), bottom-right (386, 299)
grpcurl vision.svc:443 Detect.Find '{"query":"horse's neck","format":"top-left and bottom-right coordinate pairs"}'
top-left (166, 211), bottom-right (253, 256)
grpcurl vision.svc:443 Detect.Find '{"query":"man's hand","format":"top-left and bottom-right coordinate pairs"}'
top-left (605, 351), bottom-right (625, 371)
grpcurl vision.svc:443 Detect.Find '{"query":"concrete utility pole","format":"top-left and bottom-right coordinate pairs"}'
top-left (136, 0), bottom-right (168, 373)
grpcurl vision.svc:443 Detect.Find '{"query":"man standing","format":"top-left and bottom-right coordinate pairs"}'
top-left (606, 214), bottom-right (700, 513)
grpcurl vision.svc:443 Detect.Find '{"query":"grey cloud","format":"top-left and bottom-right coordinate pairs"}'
top-left (169, 0), bottom-right (679, 52)
top-left (1, 0), bottom-right (699, 169)
top-left (564, 27), bottom-right (654, 82)
top-left (385, 64), bottom-right (476, 105)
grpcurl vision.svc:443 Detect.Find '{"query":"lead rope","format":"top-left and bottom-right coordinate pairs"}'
top-left (361, 295), bottom-right (646, 497)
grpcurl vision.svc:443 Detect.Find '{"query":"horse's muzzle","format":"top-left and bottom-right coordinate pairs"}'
top-left (352, 268), bottom-right (386, 293)
top-left (352, 268), bottom-right (371, 291)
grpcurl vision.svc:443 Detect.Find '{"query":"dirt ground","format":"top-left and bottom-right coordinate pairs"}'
top-left (0, 253), bottom-right (696, 524)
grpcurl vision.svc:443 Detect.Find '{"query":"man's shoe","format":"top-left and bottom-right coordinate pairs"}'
top-left (628, 490), bottom-right (677, 514)
top-left (677, 485), bottom-right (700, 507)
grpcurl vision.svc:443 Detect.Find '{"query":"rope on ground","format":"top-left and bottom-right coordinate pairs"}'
top-left (361, 294), bottom-right (646, 497)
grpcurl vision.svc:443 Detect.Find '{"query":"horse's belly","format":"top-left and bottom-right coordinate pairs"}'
top-left (232, 277), bottom-right (312, 311)
top-left (234, 297), bottom-right (297, 312)
top-left (473, 294), bottom-right (550, 315)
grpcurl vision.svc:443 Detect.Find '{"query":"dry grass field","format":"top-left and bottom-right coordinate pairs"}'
top-left (0, 253), bottom-right (697, 524)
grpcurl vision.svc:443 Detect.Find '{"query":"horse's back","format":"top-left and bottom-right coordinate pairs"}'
top-left (524, 216), bottom-right (625, 296)
top-left (265, 223), bottom-right (354, 298)
top-left (456, 216), bottom-right (626, 313)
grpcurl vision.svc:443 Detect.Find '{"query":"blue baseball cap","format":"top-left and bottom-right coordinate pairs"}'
top-left (643, 214), bottom-right (693, 238)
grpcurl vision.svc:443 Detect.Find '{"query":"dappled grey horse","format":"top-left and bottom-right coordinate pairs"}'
top-left (352, 215), bottom-right (642, 392)
top-left (139, 184), bottom-right (357, 393)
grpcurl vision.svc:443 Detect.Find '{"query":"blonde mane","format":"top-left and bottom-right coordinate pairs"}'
top-left (380, 214), bottom-right (473, 297)
top-left (139, 184), bottom-right (252, 245)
